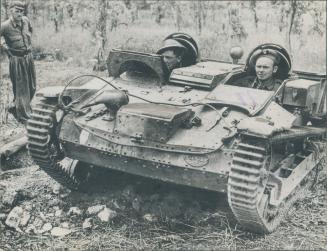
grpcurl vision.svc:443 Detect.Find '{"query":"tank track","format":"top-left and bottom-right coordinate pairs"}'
top-left (227, 135), bottom-right (320, 233)
top-left (27, 99), bottom-right (81, 190)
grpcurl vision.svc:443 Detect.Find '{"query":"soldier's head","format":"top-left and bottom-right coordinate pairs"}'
top-left (255, 51), bottom-right (280, 81)
top-left (9, 1), bottom-right (25, 21)
top-left (157, 39), bottom-right (186, 72)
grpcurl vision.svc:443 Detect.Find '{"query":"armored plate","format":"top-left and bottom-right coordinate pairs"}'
top-left (169, 61), bottom-right (241, 90)
top-left (204, 85), bottom-right (274, 115)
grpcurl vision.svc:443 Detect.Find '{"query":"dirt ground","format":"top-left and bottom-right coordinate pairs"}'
top-left (0, 61), bottom-right (326, 250)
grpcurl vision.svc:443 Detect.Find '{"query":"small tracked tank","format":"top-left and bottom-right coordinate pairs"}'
top-left (27, 38), bottom-right (327, 233)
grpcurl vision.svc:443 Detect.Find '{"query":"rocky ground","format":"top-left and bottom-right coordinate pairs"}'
top-left (0, 61), bottom-right (326, 250)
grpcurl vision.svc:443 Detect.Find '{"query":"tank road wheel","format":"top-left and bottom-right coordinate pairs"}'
top-left (227, 135), bottom-right (323, 233)
top-left (27, 98), bottom-right (90, 190)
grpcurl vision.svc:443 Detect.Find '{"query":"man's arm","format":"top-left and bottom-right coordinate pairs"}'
top-left (0, 25), bottom-right (13, 57)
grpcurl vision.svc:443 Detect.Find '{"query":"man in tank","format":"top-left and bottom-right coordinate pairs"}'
top-left (250, 49), bottom-right (283, 92)
top-left (157, 39), bottom-right (187, 73)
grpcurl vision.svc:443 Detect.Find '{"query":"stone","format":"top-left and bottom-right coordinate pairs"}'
top-left (86, 205), bottom-right (105, 215)
top-left (39, 223), bottom-right (53, 234)
top-left (50, 227), bottom-right (72, 237)
top-left (39, 212), bottom-right (47, 221)
top-left (5, 206), bottom-right (23, 232)
top-left (143, 214), bottom-right (157, 222)
top-left (1, 190), bottom-right (18, 210)
top-left (82, 218), bottom-right (92, 230)
top-left (19, 211), bottom-right (31, 227)
top-left (33, 217), bottom-right (44, 229)
top-left (60, 222), bottom-right (70, 228)
top-left (97, 208), bottom-right (117, 222)
top-left (68, 207), bottom-right (82, 216)
top-left (0, 213), bottom-right (7, 220)
top-left (54, 209), bottom-right (63, 217)
top-left (25, 225), bottom-right (36, 234)
top-left (52, 184), bottom-right (62, 195)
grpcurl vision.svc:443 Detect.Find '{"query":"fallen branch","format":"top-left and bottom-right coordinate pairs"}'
top-left (0, 135), bottom-right (27, 171)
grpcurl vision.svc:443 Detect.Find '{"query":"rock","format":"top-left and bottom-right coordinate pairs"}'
top-left (87, 205), bottom-right (105, 215)
top-left (39, 212), bottom-right (47, 221)
top-left (25, 224), bottom-right (36, 234)
top-left (46, 212), bottom-right (54, 218)
top-left (68, 207), bottom-right (82, 216)
top-left (0, 213), bottom-right (7, 220)
top-left (50, 227), bottom-right (72, 237)
top-left (33, 217), bottom-right (44, 229)
top-left (19, 211), bottom-right (31, 227)
top-left (39, 223), bottom-right (53, 234)
top-left (82, 218), bottom-right (92, 230)
top-left (143, 214), bottom-right (157, 222)
top-left (5, 206), bottom-right (23, 232)
top-left (1, 190), bottom-right (18, 210)
top-left (52, 184), bottom-right (63, 195)
top-left (97, 208), bottom-right (117, 222)
top-left (54, 209), bottom-right (63, 217)
top-left (60, 222), bottom-right (70, 228)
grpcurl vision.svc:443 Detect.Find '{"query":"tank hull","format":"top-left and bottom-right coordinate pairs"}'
top-left (62, 141), bottom-right (229, 192)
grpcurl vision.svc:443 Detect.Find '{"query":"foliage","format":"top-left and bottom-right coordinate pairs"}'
top-left (1, 0), bottom-right (325, 71)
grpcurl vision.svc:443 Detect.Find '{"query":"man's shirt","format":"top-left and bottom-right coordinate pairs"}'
top-left (0, 16), bottom-right (32, 51)
top-left (251, 77), bottom-right (282, 92)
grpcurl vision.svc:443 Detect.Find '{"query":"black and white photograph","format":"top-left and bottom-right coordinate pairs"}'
top-left (0, 0), bottom-right (326, 250)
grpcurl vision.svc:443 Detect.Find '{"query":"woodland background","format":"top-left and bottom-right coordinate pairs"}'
top-left (1, 0), bottom-right (326, 72)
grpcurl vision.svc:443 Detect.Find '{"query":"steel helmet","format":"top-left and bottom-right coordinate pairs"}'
top-left (157, 39), bottom-right (187, 55)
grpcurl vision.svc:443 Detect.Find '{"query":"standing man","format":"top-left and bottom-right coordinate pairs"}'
top-left (0, 1), bottom-right (36, 123)
top-left (250, 50), bottom-right (282, 92)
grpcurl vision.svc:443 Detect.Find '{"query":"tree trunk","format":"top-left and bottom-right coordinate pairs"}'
top-left (95, 0), bottom-right (108, 70)
top-left (175, 4), bottom-right (182, 31)
top-left (194, 1), bottom-right (202, 35)
top-left (250, 0), bottom-right (259, 28)
top-left (287, 0), bottom-right (297, 59)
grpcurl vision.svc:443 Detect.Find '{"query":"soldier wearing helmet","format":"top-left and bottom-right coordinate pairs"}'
top-left (157, 39), bottom-right (187, 72)
top-left (249, 49), bottom-right (283, 92)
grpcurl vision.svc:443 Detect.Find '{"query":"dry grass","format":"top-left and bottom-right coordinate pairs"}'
top-left (30, 3), bottom-right (326, 73)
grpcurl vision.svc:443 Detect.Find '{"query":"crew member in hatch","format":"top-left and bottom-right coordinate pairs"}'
top-left (250, 49), bottom-right (283, 92)
top-left (157, 39), bottom-right (187, 73)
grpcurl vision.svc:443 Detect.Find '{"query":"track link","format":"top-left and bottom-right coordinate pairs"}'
top-left (27, 99), bottom-right (81, 190)
top-left (228, 137), bottom-right (271, 232)
top-left (227, 135), bottom-right (324, 233)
